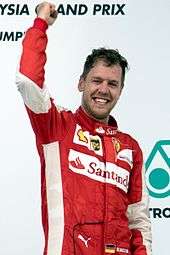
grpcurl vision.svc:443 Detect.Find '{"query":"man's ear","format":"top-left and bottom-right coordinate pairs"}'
top-left (78, 78), bottom-right (85, 92)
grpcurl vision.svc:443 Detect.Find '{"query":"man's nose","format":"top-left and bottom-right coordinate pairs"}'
top-left (98, 81), bottom-right (109, 94)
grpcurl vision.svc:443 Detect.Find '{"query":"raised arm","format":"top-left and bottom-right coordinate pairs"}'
top-left (16, 2), bottom-right (71, 144)
top-left (20, 2), bottom-right (57, 87)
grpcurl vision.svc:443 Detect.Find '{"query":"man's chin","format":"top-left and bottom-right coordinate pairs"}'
top-left (90, 110), bottom-right (110, 123)
top-left (82, 104), bottom-right (110, 122)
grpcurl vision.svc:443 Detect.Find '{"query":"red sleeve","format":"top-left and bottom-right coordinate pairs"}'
top-left (20, 18), bottom-right (48, 87)
top-left (16, 18), bottom-right (72, 144)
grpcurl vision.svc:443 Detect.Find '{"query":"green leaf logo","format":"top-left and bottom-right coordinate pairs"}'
top-left (145, 140), bottom-right (170, 198)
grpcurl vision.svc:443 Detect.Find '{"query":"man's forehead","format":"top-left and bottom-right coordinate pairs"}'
top-left (89, 61), bottom-right (122, 76)
top-left (93, 59), bottom-right (120, 67)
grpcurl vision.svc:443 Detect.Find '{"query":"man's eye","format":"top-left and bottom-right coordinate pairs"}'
top-left (109, 82), bottom-right (118, 87)
top-left (93, 80), bottom-right (101, 84)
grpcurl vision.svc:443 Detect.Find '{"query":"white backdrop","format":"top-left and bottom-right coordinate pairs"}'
top-left (0, 0), bottom-right (170, 254)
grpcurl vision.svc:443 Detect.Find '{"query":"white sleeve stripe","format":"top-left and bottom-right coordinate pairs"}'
top-left (16, 72), bottom-right (51, 113)
top-left (127, 166), bottom-right (152, 255)
top-left (43, 142), bottom-right (64, 255)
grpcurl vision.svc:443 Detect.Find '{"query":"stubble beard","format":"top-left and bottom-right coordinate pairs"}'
top-left (81, 97), bottom-right (114, 123)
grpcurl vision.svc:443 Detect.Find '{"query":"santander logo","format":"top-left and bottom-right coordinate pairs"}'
top-left (88, 162), bottom-right (129, 189)
top-left (69, 149), bottom-right (130, 193)
top-left (70, 157), bottom-right (85, 169)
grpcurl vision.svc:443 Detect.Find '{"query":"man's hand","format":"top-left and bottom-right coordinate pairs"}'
top-left (36, 2), bottom-right (58, 26)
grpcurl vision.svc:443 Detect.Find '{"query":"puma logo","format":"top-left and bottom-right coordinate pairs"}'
top-left (78, 234), bottom-right (91, 248)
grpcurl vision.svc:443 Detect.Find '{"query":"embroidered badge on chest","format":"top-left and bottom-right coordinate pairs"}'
top-left (73, 125), bottom-right (103, 156)
top-left (90, 137), bottom-right (101, 151)
top-left (77, 129), bottom-right (88, 143)
top-left (112, 138), bottom-right (121, 153)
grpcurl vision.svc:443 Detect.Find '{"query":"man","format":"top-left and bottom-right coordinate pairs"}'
top-left (16, 2), bottom-right (152, 255)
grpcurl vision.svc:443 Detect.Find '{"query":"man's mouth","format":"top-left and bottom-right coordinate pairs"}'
top-left (92, 97), bottom-right (110, 104)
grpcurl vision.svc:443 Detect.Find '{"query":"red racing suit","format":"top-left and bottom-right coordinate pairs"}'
top-left (16, 18), bottom-right (152, 255)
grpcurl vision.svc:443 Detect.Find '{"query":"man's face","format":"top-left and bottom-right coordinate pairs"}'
top-left (78, 61), bottom-right (123, 123)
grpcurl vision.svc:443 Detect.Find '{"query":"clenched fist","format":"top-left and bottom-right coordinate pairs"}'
top-left (35, 2), bottom-right (58, 25)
